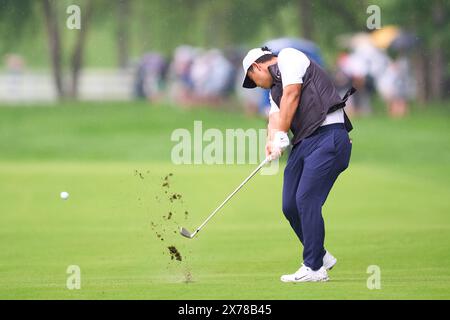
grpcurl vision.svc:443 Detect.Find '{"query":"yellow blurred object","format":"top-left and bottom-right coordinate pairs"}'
top-left (371, 26), bottom-right (400, 49)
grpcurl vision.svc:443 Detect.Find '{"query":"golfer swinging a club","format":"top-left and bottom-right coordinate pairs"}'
top-left (242, 47), bottom-right (354, 282)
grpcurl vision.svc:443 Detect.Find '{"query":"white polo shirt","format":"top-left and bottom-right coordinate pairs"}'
top-left (268, 48), bottom-right (344, 126)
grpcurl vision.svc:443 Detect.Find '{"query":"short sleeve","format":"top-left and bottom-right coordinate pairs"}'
top-left (268, 93), bottom-right (279, 115)
top-left (277, 48), bottom-right (311, 88)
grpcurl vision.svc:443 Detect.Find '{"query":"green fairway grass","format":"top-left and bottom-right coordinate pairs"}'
top-left (0, 102), bottom-right (449, 299)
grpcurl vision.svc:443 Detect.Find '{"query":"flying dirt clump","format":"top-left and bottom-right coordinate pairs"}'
top-left (134, 169), bottom-right (145, 180)
top-left (163, 211), bottom-right (173, 220)
top-left (162, 173), bottom-right (173, 188)
top-left (156, 232), bottom-right (164, 241)
top-left (162, 173), bottom-right (174, 194)
top-left (169, 193), bottom-right (182, 202)
top-left (167, 246), bottom-right (182, 261)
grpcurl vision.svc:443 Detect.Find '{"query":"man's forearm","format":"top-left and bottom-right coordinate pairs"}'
top-left (277, 84), bottom-right (301, 132)
top-left (278, 92), bottom-right (300, 132)
top-left (267, 112), bottom-right (280, 141)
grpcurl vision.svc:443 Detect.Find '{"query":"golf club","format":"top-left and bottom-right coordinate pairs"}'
top-left (180, 156), bottom-right (271, 239)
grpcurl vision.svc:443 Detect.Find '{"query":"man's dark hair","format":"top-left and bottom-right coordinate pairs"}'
top-left (248, 46), bottom-right (277, 72)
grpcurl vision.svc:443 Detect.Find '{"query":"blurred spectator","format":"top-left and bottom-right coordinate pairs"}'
top-left (190, 49), bottom-right (235, 106)
top-left (166, 46), bottom-right (237, 108)
top-left (4, 54), bottom-right (25, 97)
top-left (378, 31), bottom-right (418, 117)
top-left (5, 54), bottom-right (25, 72)
top-left (337, 33), bottom-right (389, 116)
top-left (167, 45), bottom-right (198, 106)
top-left (377, 54), bottom-right (415, 118)
top-left (134, 52), bottom-right (168, 102)
top-left (335, 51), bottom-right (372, 116)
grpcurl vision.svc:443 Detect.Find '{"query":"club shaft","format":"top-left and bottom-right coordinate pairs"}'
top-left (193, 157), bottom-right (270, 236)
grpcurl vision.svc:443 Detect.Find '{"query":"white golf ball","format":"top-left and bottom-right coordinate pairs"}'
top-left (60, 191), bottom-right (69, 200)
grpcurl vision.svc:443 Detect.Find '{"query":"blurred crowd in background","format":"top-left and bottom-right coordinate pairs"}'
top-left (134, 27), bottom-right (418, 119)
top-left (1, 0), bottom-right (448, 116)
top-left (0, 25), bottom-right (437, 120)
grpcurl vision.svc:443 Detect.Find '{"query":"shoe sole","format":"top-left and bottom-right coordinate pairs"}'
top-left (280, 276), bottom-right (329, 283)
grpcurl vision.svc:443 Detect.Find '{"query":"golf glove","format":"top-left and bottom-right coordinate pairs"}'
top-left (270, 131), bottom-right (290, 160)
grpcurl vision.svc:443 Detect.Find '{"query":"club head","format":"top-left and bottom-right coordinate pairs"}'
top-left (179, 227), bottom-right (193, 239)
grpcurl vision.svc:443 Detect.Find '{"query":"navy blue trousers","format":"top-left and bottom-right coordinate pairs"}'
top-left (282, 123), bottom-right (352, 270)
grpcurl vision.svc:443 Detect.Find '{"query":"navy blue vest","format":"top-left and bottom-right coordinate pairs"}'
top-left (269, 61), bottom-right (354, 145)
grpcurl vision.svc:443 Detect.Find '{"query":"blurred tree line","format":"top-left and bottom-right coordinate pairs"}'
top-left (0, 0), bottom-right (448, 102)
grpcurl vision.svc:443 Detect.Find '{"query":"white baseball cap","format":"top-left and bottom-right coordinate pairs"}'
top-left (242, 48), bottom-right (273, 88)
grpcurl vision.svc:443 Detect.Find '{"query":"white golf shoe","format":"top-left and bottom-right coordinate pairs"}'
top-left (280, 264), bottom-right (329, 283)
top-left (323, 251), bottom-right (337, 271)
